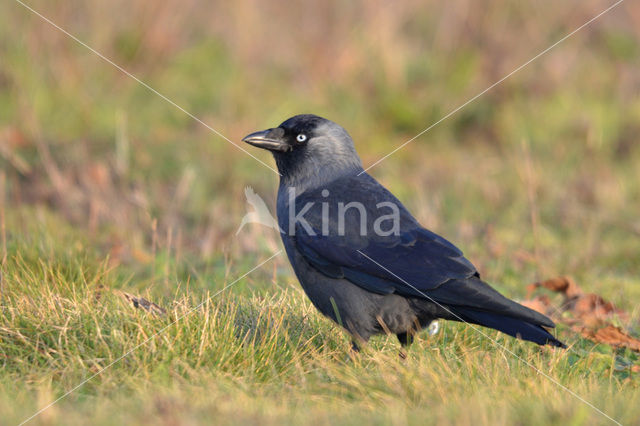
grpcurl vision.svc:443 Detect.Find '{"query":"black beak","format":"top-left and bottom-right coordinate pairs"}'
top-left (242, 128), bottom-right (291, 152)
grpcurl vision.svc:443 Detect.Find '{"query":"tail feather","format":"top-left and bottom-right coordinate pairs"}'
top-left (450, 307), bottom-right (566, 348)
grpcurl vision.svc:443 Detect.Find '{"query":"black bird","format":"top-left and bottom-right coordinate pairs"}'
top-left (243, 114), bottom-right (565, 350)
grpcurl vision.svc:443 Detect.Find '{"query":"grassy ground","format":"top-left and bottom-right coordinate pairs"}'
top-left (1, 0), bottom-right (640, 424)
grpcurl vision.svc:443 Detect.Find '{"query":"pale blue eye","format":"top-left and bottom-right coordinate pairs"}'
top-left (296, 134), bottom-right (307, 143)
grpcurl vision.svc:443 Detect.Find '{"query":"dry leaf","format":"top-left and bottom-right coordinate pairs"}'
top-left (524, 276), bottom-right (638, 352)
top-left (527, 276), bottom-right (582, 299)
top-left (520, 295), bottom-right (552, 316)
top-left (119, 291), bottom-right (166, 316)
top-left (579, 325), bottom-right (640, 352)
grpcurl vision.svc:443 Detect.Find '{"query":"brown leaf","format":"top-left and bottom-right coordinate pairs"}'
top-left (530, 276), bottom-right (583, 298)
top-left (520, 295), bottom-right (552, 316)
top-left (119, 291), bottom-right (166, 316)
top-left (524, 276), bottom-right (637, 352)
top-left (579, 325), bottom-right (640, 351)
top-left (528, 276), bottom-right (626, 322)
top-left (573, 293), bottom-right (624, 321)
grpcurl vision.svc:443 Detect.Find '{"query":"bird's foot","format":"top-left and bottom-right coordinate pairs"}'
top-left (344, 340), bottom-right (361, 362)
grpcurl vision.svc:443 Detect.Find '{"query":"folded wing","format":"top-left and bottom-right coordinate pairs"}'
top-left (292, 173), bottom-right (556, 330)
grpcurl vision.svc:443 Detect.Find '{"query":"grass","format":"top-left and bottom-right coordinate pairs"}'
top-left (1, 0), bottom-right (640, 424)
top-left (2, 209), bottom-right (639, 425)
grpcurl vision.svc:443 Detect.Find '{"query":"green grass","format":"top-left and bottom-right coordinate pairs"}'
top-left (1, 208), bottom-right (639, 425)
top-left (2, 0), bottom-right (640, 424)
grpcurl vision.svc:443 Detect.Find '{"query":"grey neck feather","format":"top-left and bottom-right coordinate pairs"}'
top-left (275, 124), bottom-right (363, 193)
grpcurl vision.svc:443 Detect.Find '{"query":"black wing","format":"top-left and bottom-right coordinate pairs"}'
top-left (292, 173), bottom-right (555, 328)
top-left (292, 173), bottom-right (477, 293)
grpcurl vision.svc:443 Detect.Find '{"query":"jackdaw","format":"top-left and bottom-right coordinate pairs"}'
top-left (243, 114), bottom-right (565, 350)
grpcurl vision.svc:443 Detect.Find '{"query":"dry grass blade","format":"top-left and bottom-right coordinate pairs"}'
top-left (118, 290), bottom-right (167, 316)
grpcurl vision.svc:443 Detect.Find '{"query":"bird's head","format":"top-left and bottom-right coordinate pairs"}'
top-left (242, 114), bottom-right (363, 187)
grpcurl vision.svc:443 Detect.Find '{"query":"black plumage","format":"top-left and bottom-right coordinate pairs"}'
top-left (243, 114), bottom-right (565, 350)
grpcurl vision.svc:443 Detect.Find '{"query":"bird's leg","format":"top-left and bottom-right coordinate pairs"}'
top-left (345, 325), bottom-right (368, 357)
top-left (344, 339), bottom-right (363, 363)
top-left (396, 331), bottom-right (414, 360)
top-left (346, 330), bottom-right (371, 360)
top-left (396, 331), bottom-right (414, 347)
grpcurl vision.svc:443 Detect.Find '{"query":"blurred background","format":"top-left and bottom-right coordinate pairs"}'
top-left (2, 1), bottom-right (640, 423)
top-left (1, 0), bottom-right (639, 294)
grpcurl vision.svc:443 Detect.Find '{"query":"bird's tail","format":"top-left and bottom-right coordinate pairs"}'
top-left (449, 307), bottom-right (566, 348)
